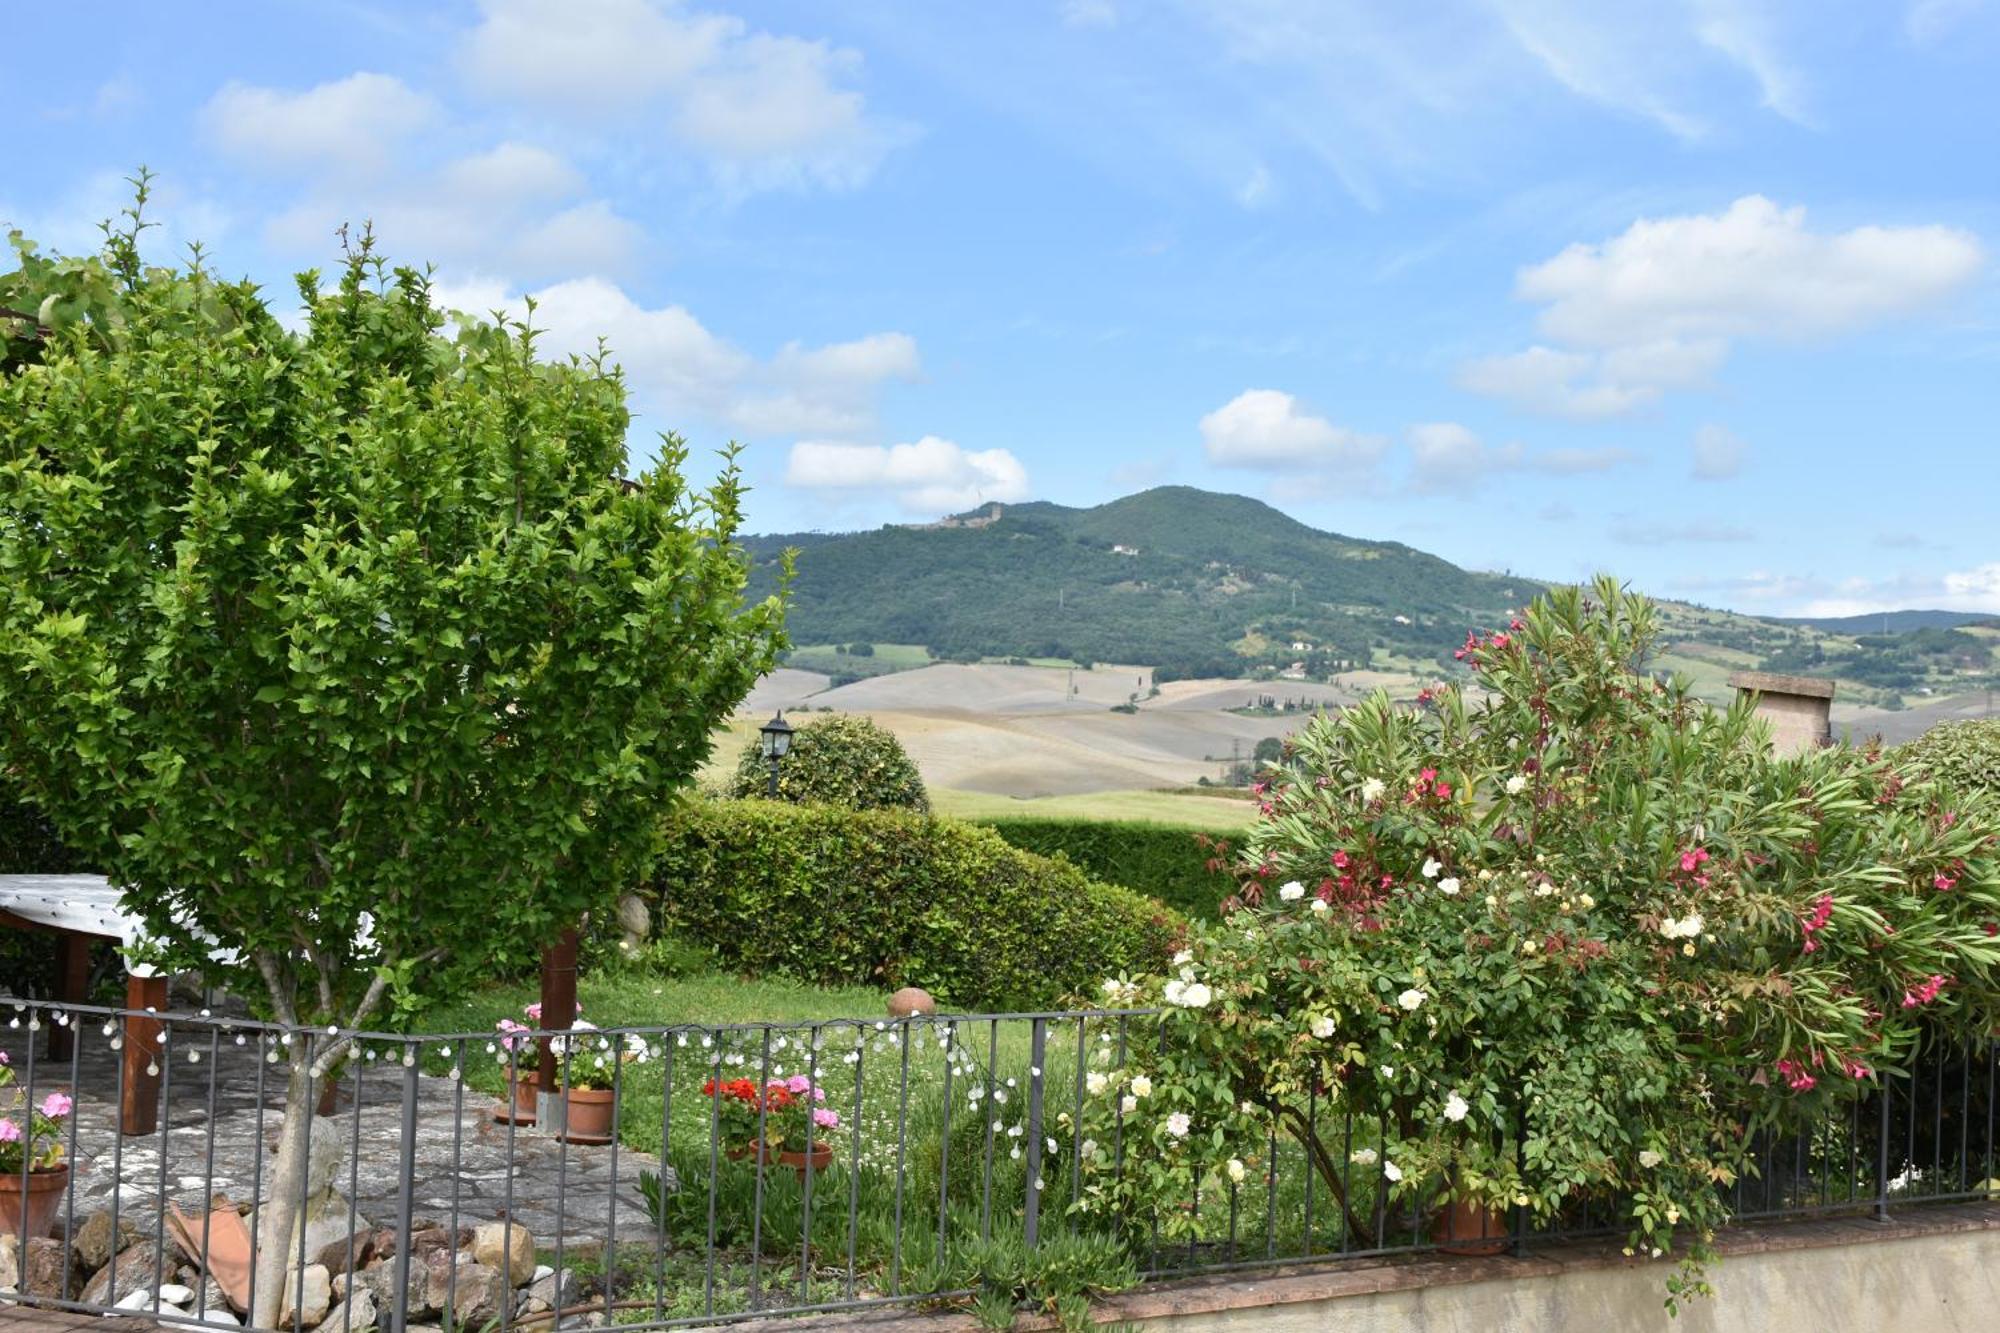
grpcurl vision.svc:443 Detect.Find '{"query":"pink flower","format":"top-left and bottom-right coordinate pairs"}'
top-left (812, 1108), bottom-right (841, 1130)
top-left (1933, 873), bottom-right (1956, 892)
top-left (39, 1092), bottom-right (71, 1119)
top-left (1678, 848), bottom-right (1710, 874)
top-left (0, 1120), bottom-right (19, 1144)
top-left (785, 1074), bottom-right (812, 1095)
top-left (1900, 974), bottom-right (1949, 1008)
top-left (1774, 1059), bottom-right (1817, 1092)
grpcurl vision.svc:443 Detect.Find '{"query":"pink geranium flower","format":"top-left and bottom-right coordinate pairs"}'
top-left (0, 1120), bottom-right (19, 1143)
top-left (39, 1092), bottom-right (72, 1119)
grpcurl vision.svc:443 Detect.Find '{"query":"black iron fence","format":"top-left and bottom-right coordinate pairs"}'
top-left (0, 995), bottom-right (1993, 1329)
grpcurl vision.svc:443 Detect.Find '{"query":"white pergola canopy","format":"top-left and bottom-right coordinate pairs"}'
top-left (0, 874), bottom-right (159, 976)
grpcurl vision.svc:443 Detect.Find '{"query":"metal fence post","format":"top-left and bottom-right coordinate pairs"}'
top-left (1874, 1072), bottom-right (1893, 1222)
top-left (1023, 1018), bottom-right (1048, 1249)
top-left (391, 1048), bottom-right (421, 1332)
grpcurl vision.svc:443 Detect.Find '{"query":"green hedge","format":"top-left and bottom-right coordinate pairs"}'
top-left (648, 801), bottom-right (1180, 1009)
top-left (978, 818), bottom-right (1243, 920)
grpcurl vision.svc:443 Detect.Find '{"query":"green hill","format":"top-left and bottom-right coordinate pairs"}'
top-left (744, 487), bottom-right (2000, 707)
top-left (745, 487), bottom-right (1534, 679)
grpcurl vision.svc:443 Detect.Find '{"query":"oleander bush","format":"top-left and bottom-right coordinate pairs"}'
top-left (1072, 577), bottom-right (2000, 1308)
top-left (649, 800), bottom-right (1179, 1009)
top-left (729, 713), bottom-right (929, 812)
top-left (1895, 719), bottom-right (2000, 801)
top-left (979, 818), bottom-right (1240, 919)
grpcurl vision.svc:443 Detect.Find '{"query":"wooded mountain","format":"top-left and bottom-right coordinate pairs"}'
top-left (743, 487), bottom-right (1533, 678)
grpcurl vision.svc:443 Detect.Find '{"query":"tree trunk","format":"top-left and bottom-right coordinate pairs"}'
top-left (251, 1055), bottom-right (316, 1329)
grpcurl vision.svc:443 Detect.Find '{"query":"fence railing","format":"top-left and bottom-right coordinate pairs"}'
top-left (0, 995), bottom-right (1993, 1330)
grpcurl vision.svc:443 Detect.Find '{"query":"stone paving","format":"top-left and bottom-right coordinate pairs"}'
top-left (0, 1020), bottom-right (660, 1253)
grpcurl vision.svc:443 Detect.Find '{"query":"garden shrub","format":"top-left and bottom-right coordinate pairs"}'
top-left (1894, 719), bottom-right (2000, 799)
top-left (648, 801), bottom-right (1178, 1008)
top-left (729, 713), bottom-right (929, 812)
top-left (1072, 578), bottom-right (2000, 1306)
top-left (979, 818), bottom-right (1241, 919)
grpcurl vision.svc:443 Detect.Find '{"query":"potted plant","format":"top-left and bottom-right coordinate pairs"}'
top-left (491, 1018), bottom-right (538, 1125)
top-left (704, 1074), bottom-right (841, 1177)
top-left (550, 1020), bottom-right (649, 1144)
top-left (0, 1052), bottom-right (74, 1241)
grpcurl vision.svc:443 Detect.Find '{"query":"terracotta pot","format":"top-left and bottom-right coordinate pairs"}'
top-left (492, 1068), bottom-right (539, 1126)
top-left (728, 1140), bottom-right (835, 1180)
top-left (1431, 1195), bottom-right (1510, 1256)
top-left (560, 1086), bottom-right (616, 1144)
top-left (0, 1165), bottom-right (71, 1242)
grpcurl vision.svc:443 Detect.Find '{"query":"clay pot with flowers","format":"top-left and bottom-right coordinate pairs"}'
top-left (0, 1052), bottom-right (75, 1241)
top-left (704, 1075), bottom-right (841, 1178)
top-left (491, 1017), bottom-right (541, 1125)
top-left (549, 1020), bottom-right (651, 1145)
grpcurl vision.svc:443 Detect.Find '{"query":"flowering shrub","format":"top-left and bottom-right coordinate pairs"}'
top-left (0, 1053), bottom-right (72, 1174)
top-left (1074, 578), bottom-right (2000, 1303)
top-left (491, 1002), bottom-right (647, 1090)
top-left (703, 1074), bottom-right (842, 1152)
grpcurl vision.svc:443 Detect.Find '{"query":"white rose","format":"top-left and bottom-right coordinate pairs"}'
top-left (1361, 778), bottom-right (1386, 802)
top-left (1383, 1160), bottom-right (1403, 1183)
top-left (1162, 979), bottom-right (1187, 1006)
top-left (1505, 773), bottom-right (1527, 795)
top-left (1350, 1147), bottom-right (1377, 1166)
top-left (1682, 913), bottom-right (1704, 938)
top-left (1086, 1071), bottom-right (1109, 1096)
top-left (1130, 1075), bottom-right (1153, 1098)
top-left (1437, 877), bottom-right (1461, 897)
top-left (1397, 988), bottom-right (1427, 1012)
top-left (1227, 1158), bottom-right (1247, 1183)
top-left (1310, 1015), bottom-right (1336, 1039)
top-left (1165, 1111), bottom-right (1191, 1138)
top-left (1579, 894), bottom-right (1595, 909)
top-left (1639, 1149), bottom-right (1662, 1168)
top-left (1278, 881), bottom-right (1305, 902)
top-left (1443, 1091), bottom-right (1469, 1123)
top-left (1421, 857), bottom-right (1441, 879)
top-left (1180, 983), bottom-right (1213, 1008)
top-left (1310, 898), bottom-right (1329, 914)
top-left (1120, 1095), bottom-right (1138, 1114)
top-left (1172, 950), bottom-right (1193, 966)
top-left (1100, 978), bottom-right (1121, 998)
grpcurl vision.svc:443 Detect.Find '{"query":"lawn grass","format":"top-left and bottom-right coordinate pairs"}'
top-left (932, 787), bottom-right (1256, 830)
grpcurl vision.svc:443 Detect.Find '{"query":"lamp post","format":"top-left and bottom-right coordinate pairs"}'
top-left (759, 711), bottom-right (793, 798)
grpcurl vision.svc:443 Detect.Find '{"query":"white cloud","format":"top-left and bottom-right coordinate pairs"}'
top-left (1466, 196), bottom-right (1985, 417)
top-left (1059, 0), bottom-right (1119, 28)
top-left (439, 142), bottom-right (584, 205)
top-left (430, 276), bottom-right (915, 441)
top-left (1906, 0), bottom-right (1990, 45)
top-left (1610, 519), bottom-right (1756, 545)
top-left (1199, 390), bottom-right (1387, 474)
top-left (1691, 423), bottom-right (1747, 480)
top-left (460, 0), bottom-right (907, 192)
top-left (1405, 421), bottom-right (1633, 493)
top-left (785, 437), bottom-right (1031, 514)
top-left (1795, 565), bottom-right (2000, 617)
top-left (1691, 0), bottom-right (1811, 124)
top-left (203, 73), bottom-right (437, 174)
top-left (1235, 164), bottom-right (1276, 210)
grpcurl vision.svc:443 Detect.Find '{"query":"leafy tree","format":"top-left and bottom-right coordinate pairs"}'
top-left (0, 187), bottom-right (787, 1323)
top-left (1252, 736), bottom-right (1285, 765)
top-left (729, 712), bottom-right (929, 812)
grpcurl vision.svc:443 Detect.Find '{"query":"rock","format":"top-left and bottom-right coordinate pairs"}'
top-left (423, 1256), bottom-right (507, 1325)
top-left (159, 1281), bottom-right (196, 1304)
top-left (281, 1262), bottom-right (331, 1329)
top-left (337, 1285), bottom-right (378, 1331)
top-left (70, 1208), bottom-right (141, 1271)
top-left (524, 1263), bottom-right (580, 1313)
top-left (314, 1228), bottom-right (375, 1277)
top-left (190, 1310), bottom-right (242, 1328)
top-left (470, 1220), bottom-right (536, 1286)
top-left (80, 1239), bottom-right (174, 1307)
top-left (887, 986), bottom-right (936, 1018)
top-left (0, 1234), bottom-right (78, 1300)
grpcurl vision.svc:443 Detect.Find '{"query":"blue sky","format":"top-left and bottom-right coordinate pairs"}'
top-left (11, 1), bottom-right (2000, 616)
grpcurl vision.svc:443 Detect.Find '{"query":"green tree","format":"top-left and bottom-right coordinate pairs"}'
top-left (0, 190), bottom-right (787, 1324)
top-left (1252, 735), bottom-right (1285, 765)
top-left (729, 712), bottom-right (929, 811)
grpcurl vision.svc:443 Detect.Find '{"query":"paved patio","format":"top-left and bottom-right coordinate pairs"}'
top-left (0, 1018), bottom-right (660, 1253)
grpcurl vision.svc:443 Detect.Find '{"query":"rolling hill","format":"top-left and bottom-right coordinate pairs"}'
top-left (745, 487), bottom-right (1533, 679)
top-left (742, 487), bottom-right (2000, 712)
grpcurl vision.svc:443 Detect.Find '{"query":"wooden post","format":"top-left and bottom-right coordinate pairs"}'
top-left (120, 973), bottom-right (168, 1136)
top-left (536, 929), bottom-right (579, 1092)
top-left (46, 932), bottom-right (90, 1062)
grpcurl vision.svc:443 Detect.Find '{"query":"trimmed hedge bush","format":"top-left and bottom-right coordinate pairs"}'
top-left (648, 801), bottom-right (1180, 1009)
top-left (729, 712), bottom-right (929, 812)
top-left (979, 818), bottom-right (1242, 920)
top-left (1894, 719), bottom-right (2000, 797)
